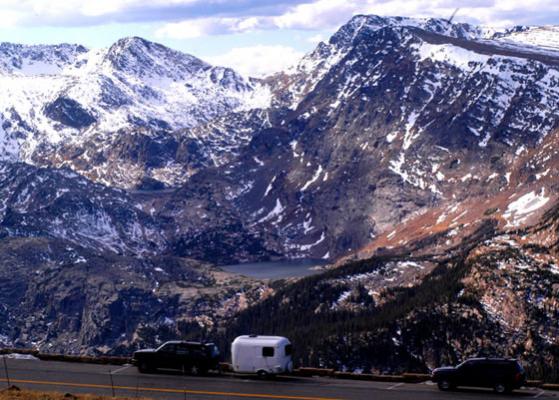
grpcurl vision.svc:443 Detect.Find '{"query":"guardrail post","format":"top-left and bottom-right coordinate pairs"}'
top-left (109, 368), bottom-right (115, 397)
top-left (2, 356), bottom-right (9, 387)
top-left (182, 365), bottom-right (187, 400)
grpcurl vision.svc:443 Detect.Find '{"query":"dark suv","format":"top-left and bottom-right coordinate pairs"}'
top-left (432, 358), bottom-right (526, 394)
top-left (133, 341), bottom-right (220, 374)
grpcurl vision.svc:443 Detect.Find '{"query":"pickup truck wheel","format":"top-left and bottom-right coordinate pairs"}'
top-left (437, 380), bottom-right (453, 391)
top-left (138, 361), bottom-right (151, 373)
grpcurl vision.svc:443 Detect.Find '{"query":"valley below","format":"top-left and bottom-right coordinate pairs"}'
top-left (220, 259), bottom-right (328, 280)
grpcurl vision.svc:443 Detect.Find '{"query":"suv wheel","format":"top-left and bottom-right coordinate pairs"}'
top-left (437, 380), bottom-right (453, 391)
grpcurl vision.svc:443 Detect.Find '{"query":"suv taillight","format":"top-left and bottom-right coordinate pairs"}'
top-left (514, 372), bottom-right (522, 382)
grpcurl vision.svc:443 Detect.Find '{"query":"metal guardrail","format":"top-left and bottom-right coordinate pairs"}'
top-left (1, 348), bottom-right (558, 390)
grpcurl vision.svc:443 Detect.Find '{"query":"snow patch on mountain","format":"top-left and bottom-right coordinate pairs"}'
top-left (301, 165), bottom-right (323, 191)
top-left (495, 26), bottom-right (559, 53)
top-left (415, 42), bottom-right (490, 68)
top-left (504, 189), bottom-right (551, 227)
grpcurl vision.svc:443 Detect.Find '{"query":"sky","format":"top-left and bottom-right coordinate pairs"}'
top-left (0, 0), bottom-right (558, 77)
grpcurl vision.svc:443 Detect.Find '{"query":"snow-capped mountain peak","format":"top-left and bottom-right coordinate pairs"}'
top-left (103, 36), bottom-right (209, 78)
top-left (331, 14), bottom-right (492, 43)
top-left (0, 36), bottom-right (271, 168)
top-left (276, 14), bottom-right (497, 109)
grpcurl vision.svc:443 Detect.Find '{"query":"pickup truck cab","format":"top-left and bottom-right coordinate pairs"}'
top-left (133, 341), bottom-right (220, 374)
top-left (432, 358), bottom-right (526, 394)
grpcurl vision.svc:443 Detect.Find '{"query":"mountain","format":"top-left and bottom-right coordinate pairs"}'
top-left (219, 16), bottom-right (559, 378)
top-left (0, 162), bottom-right (165, 254)
top-left (0, 37), bottom-right (270, 188)
top-left (1, 14), bottom-right (559, 372)
top-left (268, 15), bottom-right (496, 108)
top-left (183, 14), bottom-right (559, 262)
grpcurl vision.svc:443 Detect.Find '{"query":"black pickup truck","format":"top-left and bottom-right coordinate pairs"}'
top-left (133, 341), bottom-right (220, 374)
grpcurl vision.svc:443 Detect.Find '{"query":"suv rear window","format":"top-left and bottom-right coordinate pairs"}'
top-left (262, 347), bottom-right (275, 357)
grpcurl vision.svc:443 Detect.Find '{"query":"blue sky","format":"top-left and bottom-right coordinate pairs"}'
top-left (0, 0), bottom-right (558, 76)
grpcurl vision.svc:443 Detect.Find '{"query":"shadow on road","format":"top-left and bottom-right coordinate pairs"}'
top-left (142, 368), bottom-right (307, 383)
top-left (446, 387), bottom-right (543, 397)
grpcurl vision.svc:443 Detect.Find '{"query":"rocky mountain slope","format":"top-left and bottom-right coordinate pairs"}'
top-left (0, 162), bottom-right (165, 254)
top-left (226, 231), bottom-right (559, 379)
top-left (0, 235), bottom-right (268, 354)
top-left (173, 14), bottom-right (559, 261)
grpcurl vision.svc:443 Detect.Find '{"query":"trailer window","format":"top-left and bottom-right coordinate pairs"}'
top-left (262, 347), bottom-right (275, 357)
top-left (285, 344), bottom-right (293, 356)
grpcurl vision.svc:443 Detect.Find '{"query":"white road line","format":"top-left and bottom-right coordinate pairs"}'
top-left (533, 389), bottom-right (546, 398)
top-left (387, 382), bottom-right (404, 390)
top-left (110, 365), bottom-right (132, 375)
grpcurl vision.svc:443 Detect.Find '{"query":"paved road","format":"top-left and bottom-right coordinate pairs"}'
top-left (0, 358), bottom-right (556, 400)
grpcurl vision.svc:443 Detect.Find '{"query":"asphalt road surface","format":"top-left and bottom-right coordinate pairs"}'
top-left (0, 358), bottom-right (556, 400)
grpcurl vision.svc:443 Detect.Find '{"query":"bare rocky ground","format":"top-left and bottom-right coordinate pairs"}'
top-left (0, 386), bottom-right (146, 400)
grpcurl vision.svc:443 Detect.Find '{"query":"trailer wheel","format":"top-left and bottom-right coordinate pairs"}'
top-left (257, 370), bottom-right (269, 379)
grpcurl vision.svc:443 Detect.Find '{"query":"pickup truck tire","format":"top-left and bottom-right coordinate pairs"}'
top-left (437, 380), bottom-right (453, 391)
top-left (138, 361), bottom-right (152, 373)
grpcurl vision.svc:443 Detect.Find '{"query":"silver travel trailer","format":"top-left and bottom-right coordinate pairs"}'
top-left (231, 335), bottom-right (293, 376)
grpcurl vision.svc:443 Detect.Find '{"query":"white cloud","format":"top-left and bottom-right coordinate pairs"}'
top-left (273, 0), bottom-right (356, 30)
top-left (155, 0), bottom-right (559, 40)
top-left (206, 45), bottom-right (304, 77)
top-left (0, 0), bottom-right (302, 27)
top-left (155, 16), bottom-right (271, 39)
top-left (1, 0), bottom-right (558, 37)
top-left (307, 34), bottom-right (326, 44)
top-left (155, 0), bottom-right (359, 39)
top-left (0, 9), bottom-right (21, 28)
